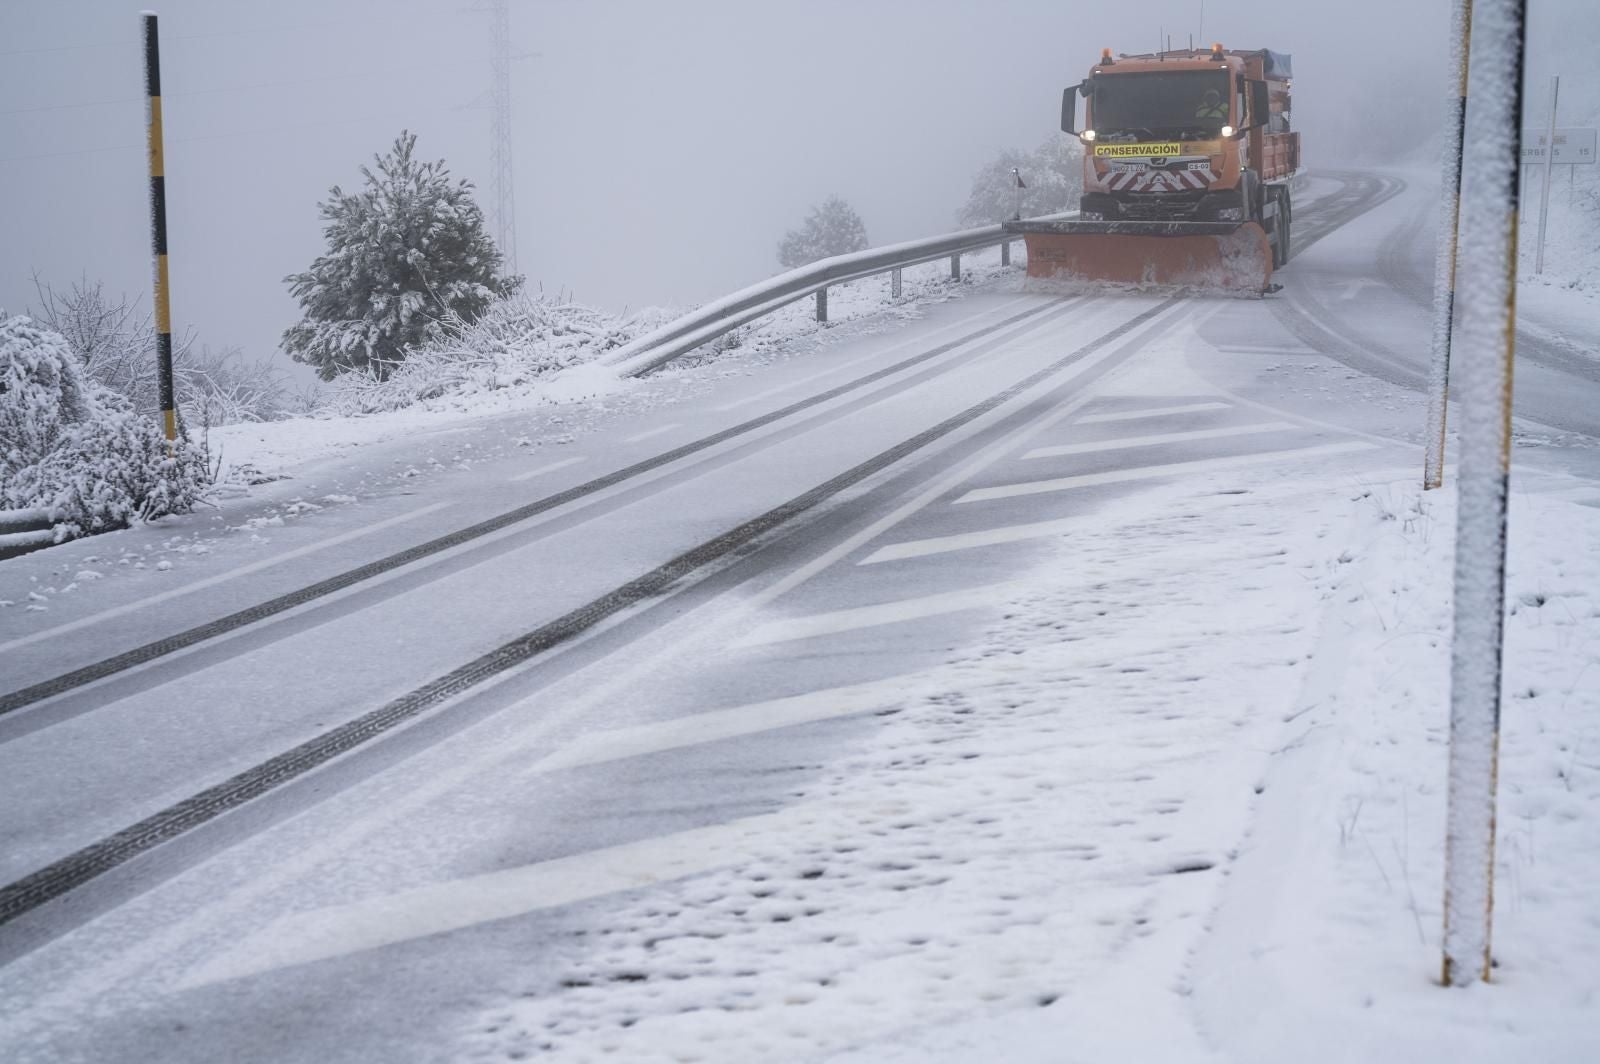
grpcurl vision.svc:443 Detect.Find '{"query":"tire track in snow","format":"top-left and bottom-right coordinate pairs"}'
top-left (0, 299), bottom-right (1069, 726)
top-left (0, 298), bottom-right (1183, 945)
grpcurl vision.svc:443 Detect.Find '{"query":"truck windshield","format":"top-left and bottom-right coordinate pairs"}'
top-left (1089, 70), bottom-right (1231, 138)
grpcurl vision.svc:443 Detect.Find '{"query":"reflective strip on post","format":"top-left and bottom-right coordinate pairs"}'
top-left (144, 12), bottom-right (177, 444)
top-left (1440, 0), bottom-right (1525, 989)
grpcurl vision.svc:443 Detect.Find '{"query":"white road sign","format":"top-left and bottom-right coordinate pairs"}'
top-left (1521, 127), bottom-right (1597, 165)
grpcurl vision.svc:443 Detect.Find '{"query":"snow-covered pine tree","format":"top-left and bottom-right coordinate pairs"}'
top-left (776, 196), bottom-right (870, 269)
top-left (282, 132), bottom-right (518, 381)
top-left (958, 136), bottom-right (1084, 227)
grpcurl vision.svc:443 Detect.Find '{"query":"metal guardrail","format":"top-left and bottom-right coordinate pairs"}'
top-left (0, 509), bottom-right (57, 562)
top-left (604, 212), bottom-right (1076, 378)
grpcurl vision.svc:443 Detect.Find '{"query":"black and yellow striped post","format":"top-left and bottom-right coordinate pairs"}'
top-left (143, 12), bottom-right (177, 444)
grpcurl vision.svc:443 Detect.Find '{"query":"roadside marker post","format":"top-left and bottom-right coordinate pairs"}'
top-left (1440, 0), bottom-right (1525, 988)
top-left (143, 11), bottom-right (178, 444)
top-left (1534, 76), bottom-right (1558, 276)
top-left (1423, 0), bottom-right (1472, 491)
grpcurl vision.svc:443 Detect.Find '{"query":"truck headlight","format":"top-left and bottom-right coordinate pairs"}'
top-left (1081, 129), bottom-right (1097, 143)
top-left (1221, 125), bottom-right (1235, 138)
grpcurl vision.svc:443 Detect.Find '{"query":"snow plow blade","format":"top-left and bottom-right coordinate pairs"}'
top-left (1003, 219), bottom-right (1274, 293)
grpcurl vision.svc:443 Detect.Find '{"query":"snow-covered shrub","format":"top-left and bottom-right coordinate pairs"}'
top-left (0, 312), bottom-right (210, 540)
top-left (958, 135), bottom-right (1084, 227)
top-left (4, 403), bottom-right (210, 538)
top-left (0, 313), bottom-right (95, 476)
top-left (318, 291), bottom-right (650, 416)
top-left (283, 131), bottom-right (518, 382)
top-left (777, 196), bottom-right (870, 268)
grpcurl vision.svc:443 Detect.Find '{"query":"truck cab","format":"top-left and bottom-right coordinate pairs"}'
top-left (1063, 45), bottom-right (1300, 266)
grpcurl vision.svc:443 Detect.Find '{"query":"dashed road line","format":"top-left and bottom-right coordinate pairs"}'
top-left (537, 673), bottom-right (929, 773)
top-left (182, 802), bottom-right (825, 988)
top-left (508, 455), bottom-right (587, 482)
top-left (859, 514), bottom-right (1084, 565)
top-left (733, 583), bottom-right (1020, 647)
top-left (622, 424), bottom-right (681, 444)
top-left (956, 441), bottom-right (1377, 504)
top-left (1075, 401), bottom-right (1231, 424)
top-left (1022, 422), bottom-right (1296, 460)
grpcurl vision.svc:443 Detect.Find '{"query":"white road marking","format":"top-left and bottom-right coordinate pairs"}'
top-left (623, 424), bottom-right (681, 444)
top-left (1022, 421), bottom-right (1296, 460)
top-left (538, 673), bottom-right (928, 772)
top-left (733, 583), bottom-right (1019, 647)
top-left (183, 673), bottom-right (931, 986)
top-left (1212, 343), bottom-right (1318, 355)
top-left (1075, 401), bottom-right (1231, 424)
top-left (860, 515), bottom-right (1083, 564)
top-left (182, 802), bottom-right (827, 988)
top-left (508, 455), bottom-right (587, 482)
top-left (0, 502), bottom-right (451, 656)
top-left (861, 452), bottom-right (1400, 566)
top-left (956, 441), bottom-right (1377, 504)
top-left (746, 300), bottom-right (1187, 599)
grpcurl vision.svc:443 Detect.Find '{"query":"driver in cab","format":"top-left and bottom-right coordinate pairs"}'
top-left (1196, 89), bottom-right (1228, 120)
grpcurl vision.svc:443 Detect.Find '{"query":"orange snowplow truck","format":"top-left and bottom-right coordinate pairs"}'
top-left (1005, 44), bottom-right (1301, 293)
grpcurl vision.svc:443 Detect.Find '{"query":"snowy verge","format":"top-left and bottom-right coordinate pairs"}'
top-left (1192, 481), bottom-right (1600, 1063)
top-left (1516, 172), bottom-right (1600, 353)
top-left (464, 468), bottom-right (1600, 1062)
top-left (210, 250), bottom-right (1020, 485)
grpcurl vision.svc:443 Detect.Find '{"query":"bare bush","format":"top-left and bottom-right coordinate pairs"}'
top-left (29, 276), bottom-right (289, 425)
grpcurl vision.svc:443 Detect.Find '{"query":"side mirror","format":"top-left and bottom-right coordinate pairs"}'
top-left (1060, 85), bottom-right (1080, 134)
top-left (1249, 79), bottom-right (1270, 130)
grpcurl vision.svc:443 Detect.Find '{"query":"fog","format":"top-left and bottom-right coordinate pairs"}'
top-left (1, 1), bottom-right (1591, 383)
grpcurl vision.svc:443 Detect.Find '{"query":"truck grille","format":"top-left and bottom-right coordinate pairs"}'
top-left (1117, 190), bottom-right (1206, 221)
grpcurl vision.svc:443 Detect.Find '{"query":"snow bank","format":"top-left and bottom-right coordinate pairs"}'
top-left (316, 293), bottom-right (659, 417)
top-left (464, 471), bottom-right (1600, 1062)
top-left (1518, 168), bottom-right (1600, 310)
top-left (314, 253), bottom-right (1015, 421)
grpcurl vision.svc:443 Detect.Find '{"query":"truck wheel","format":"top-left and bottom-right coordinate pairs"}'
top-left (1267, 188), bottom-right (1292, 267)
top-left (1279, 192), bottom-right (1292, 266)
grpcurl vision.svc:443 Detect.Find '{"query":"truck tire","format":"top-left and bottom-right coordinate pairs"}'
top-left (1266, 187), bottom-right (1290, 269)
top-left (1278, 191), bottom-right (1292, 267)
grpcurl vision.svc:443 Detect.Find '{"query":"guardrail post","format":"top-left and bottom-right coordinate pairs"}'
top-left (891, 268), bottom-right (902, 301)
top-left (816, 286), bottom-right (828, 323)
top-left (950, 254), bottom-right (961, 281)
top-left (1001, 240), bottom-right (1011, 267)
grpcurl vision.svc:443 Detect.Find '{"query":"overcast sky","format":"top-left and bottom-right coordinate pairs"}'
top-left (1, 1), bottom-right (1592, 384)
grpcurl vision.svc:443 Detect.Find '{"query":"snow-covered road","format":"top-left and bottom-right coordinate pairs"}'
top-left (1, 172), bottom-right (1597, 1062)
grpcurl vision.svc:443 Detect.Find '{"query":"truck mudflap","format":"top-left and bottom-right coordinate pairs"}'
top-left (1003, 219), bottom-right (1274, 293)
